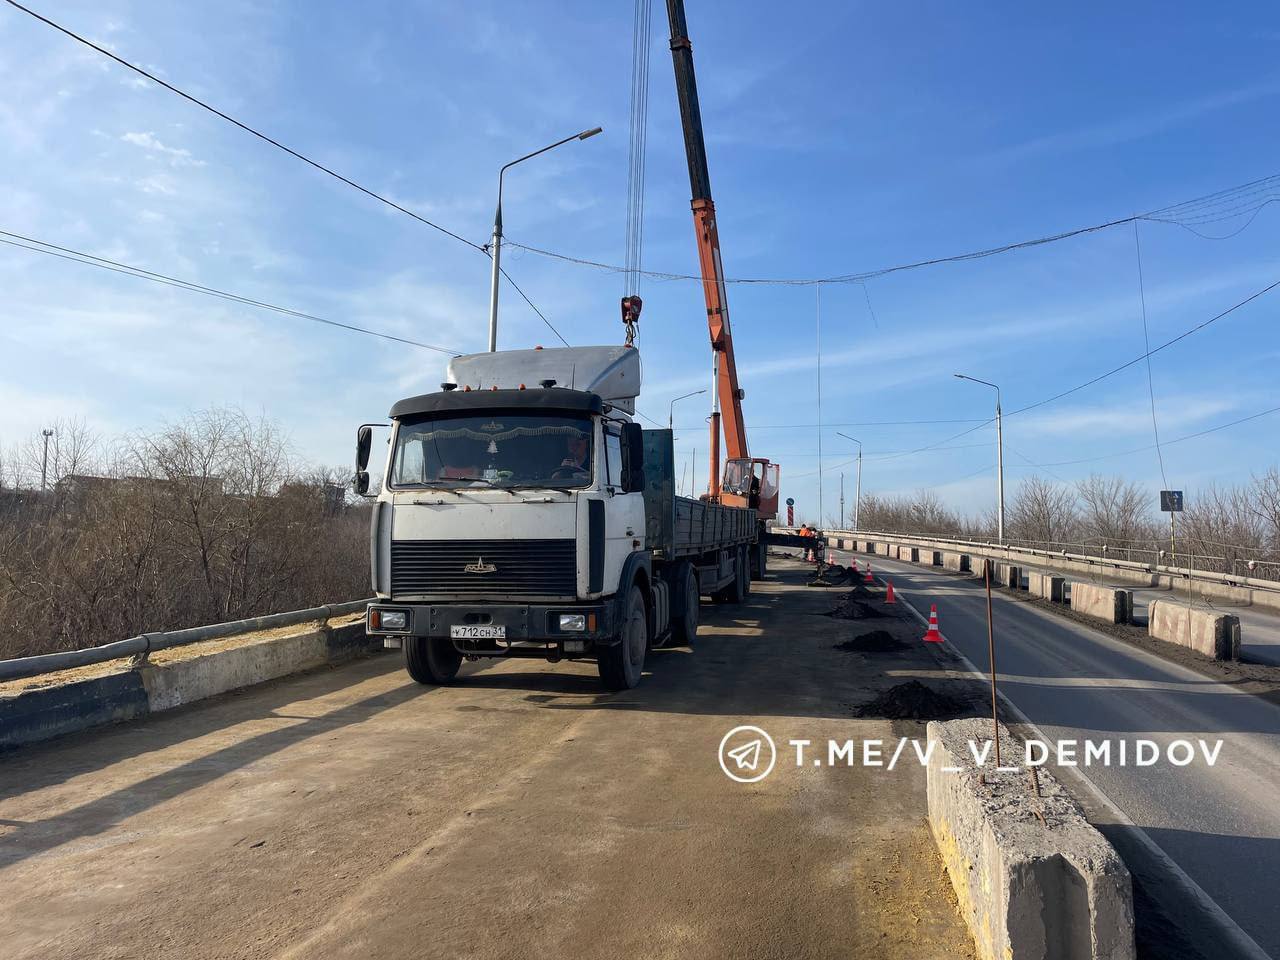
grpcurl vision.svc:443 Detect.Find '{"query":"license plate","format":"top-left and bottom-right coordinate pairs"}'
top-left (450, 624), bottom-right (505, 640)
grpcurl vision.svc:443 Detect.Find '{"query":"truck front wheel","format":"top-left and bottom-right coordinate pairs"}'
top-left (404, 636), bottom-right (462, 685)
top-left (598, 585), bottom-right (647, 690)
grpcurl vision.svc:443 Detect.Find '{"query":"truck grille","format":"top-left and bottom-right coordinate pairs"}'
top-left (390, 539), bottom-right (577, 599)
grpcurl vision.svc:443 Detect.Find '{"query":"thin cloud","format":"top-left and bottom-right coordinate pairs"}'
top-left (121, 131), bottom-right (206, 167)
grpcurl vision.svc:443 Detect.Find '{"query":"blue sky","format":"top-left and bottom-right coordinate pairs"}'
top-left (2, 0), bottom-right (1278, 523)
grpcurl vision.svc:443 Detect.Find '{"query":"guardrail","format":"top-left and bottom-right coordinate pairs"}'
top-left (831, 529), bottom-right (1280, 593)
top-left (0, 599), bottom-right (372, 683)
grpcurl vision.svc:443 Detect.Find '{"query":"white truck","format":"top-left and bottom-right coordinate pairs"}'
top-left (356, 344), bottom-right (774, 690)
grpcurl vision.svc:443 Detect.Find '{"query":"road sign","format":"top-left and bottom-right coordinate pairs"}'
top-left (1160, 490), bottom-right (1184, 512)
top-left (785, 497), bottom-right (795, 506)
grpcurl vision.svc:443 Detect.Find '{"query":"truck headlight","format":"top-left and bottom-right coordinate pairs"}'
top-left (558, 614), bottom-right (586, 632)
top-left (380, 610), bottom-right (408, 631)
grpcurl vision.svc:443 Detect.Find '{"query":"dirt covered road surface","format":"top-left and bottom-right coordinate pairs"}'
top-left (0, 559), bottom-right (977, 960)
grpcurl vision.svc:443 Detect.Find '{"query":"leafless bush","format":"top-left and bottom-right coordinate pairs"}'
top-left (1008, 476), bottom-right (1080, 546)
top-left (0, 409), bottom-right (367, 660)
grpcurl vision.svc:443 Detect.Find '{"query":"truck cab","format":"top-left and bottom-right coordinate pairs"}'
top-left (360, 345), bottom-right (666, 689)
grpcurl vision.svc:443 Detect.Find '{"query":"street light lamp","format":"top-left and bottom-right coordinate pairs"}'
top-left (40, 428), bottom-right (54, 492)
top-left (487, 126), bottom-right (603, 352)
top-left (955, 373), bottom-right (1005, 544)
top-left (668, 389), bottom-right (707, 429)
top-left (836, 432), bottom-right (861, 531)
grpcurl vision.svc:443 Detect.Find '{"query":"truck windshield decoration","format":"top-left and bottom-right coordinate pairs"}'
top-left (391, 414), bottom-right (594, 489)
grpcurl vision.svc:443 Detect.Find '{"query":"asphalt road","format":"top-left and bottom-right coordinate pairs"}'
top-left (847, 551), bottom-right (1280, 958)
top-left (0, 563), bottom-right (972, 960)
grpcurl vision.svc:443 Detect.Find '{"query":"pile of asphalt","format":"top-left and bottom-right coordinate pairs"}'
top-left (833, 630), bottom-right (904, 653)
top-left (854, 680), bottom-right (968, 720)
top-left (825, 590), bottom-right (886, 620)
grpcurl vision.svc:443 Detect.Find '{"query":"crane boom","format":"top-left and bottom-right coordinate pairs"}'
top-left (664, 0), bottom-right (750, 501)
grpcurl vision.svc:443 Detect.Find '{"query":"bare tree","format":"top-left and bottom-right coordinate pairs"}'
top-left (1075, 474), bottom-right (1153, 547)
top-left (1008, 476), bottom-right (1079, 546)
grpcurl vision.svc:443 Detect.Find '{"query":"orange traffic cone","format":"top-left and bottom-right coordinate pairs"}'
top-left (863, 563), bottom-right (875, 583)
top-left (922, 604), bottom-right (944, 643)
top-left (885, 581), bottom-right (896, 604)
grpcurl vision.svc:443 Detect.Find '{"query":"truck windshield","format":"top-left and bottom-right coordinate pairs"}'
top-left (390, 413), bottom-right (594, 489)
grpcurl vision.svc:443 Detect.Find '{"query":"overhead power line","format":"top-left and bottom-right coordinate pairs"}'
top-left (10, 0), bottom-right (1280, 299)
top-left (506, 173), bottom-right (1280, 286)
top-left (0, 229), bottom-right (464, 354)
top-left (1, 0), bottom-right (484, 253)
top-left (791, 272), bottom-right (1280, 480)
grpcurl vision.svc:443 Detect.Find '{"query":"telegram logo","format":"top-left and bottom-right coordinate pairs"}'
top-left (718, 725), bottom-right (777, 784)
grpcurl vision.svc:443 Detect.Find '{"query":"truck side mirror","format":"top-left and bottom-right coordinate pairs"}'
top-left (354, 470), bottom-right (371, 496)
top-left (620, 422), bottom-right (646, 493)
top-left (356, 425), bottom-right (374, 471)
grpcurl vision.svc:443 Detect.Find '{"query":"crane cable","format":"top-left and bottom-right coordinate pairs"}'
top-left (621, 0), bottom-right (654, 345)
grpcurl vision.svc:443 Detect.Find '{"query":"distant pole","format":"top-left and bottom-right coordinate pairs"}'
top-left (816, 284), bottom-right (824, 525)
top-left (669, 389), bottom-right (707, 429)
top-left (837, 433), bottom-right (862, 532)
top-left (40, 428), bottom-right (54, 492)
top-left (839, 472), bottom-right (845, 528)
top-left (955, 374), bottom-right (1005, 544)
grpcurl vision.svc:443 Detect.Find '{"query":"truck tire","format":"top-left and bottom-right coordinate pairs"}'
top-left (715, 548), bottom-right (746, 604)
top-left (404, 636), bottom-right (462, 685)
top-left (738, 545), bottom-right (752, 599)
top-left (670, 561), bottom-right (700, 646)
top-left (751, 540), bottom-right (767, 580)
top-left (598, 585), bottom-right (647, 690)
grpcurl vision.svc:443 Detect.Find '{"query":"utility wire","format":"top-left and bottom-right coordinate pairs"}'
top-left (0, 229), bottom-right (463, 354)
top-left (495, 263), bottom-right (570, 347)
top-left (1, 0), bottom-right (484, 253)
top-left (11, 0), bottom-right (1280, 297)
top-left (792, 272), bottom-right (1280, 480)
top-left (1132, 220), bottom-right (1169, 487)
top-left (506, 172), bottom-right (1280, 285)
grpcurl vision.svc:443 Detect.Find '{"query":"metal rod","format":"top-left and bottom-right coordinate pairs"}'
top-left (984, 558), bottom-right (1001, 768)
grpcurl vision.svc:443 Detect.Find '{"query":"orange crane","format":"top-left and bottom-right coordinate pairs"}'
top-left (663, 0), bottom-right (779, 520)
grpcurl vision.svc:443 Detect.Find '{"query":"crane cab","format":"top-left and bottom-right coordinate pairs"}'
top-left (721, 457), bottom-right (779, 520)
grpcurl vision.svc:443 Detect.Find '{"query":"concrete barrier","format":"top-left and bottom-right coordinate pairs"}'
top-left (997, 563), bottom-right (1021, 589)
top-left (941, 551), bottom-right (971, 574)
top-left (898, 545), bottom-right (918, 562)
top-left (926, 719), bottom-right (1135, 960)
top-left (1148, 600), bottom-right (1241, 660)
top-left (1069, 582), bottom-right (1134, 624)
top-left (1028, 572), bottom-right (1065, 602)
top-left (917, 549), bottom-right (940, 567)
top-left (0, 619), bottom-right (375, 751)
top-left (876, 542), bottom-right (892, 556)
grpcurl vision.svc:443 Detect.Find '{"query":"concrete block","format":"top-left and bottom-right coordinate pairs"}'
top-left (143, 629), bottom-right (331, 712)
top-left (1027, 573), bottom-right (1065, 602)
top-left (927, 719), bottom-right (1135, 960)
top-left (0, 671), bottom-right (149, 751)
top-left (941, 551), bottom-right (971, 573)
top-left (898, 545), bottom-right (918, 562)
top-left (1069, 582), bottom-right (1133, 624)
top-left (1148, 600), bottom-right (1241, 660)
top-left (994, 563), bottom-right (1021, 590)
top-left (876, 542), bottom-right (892, 556)
top-left (919, 549), bottom-right (941, 567)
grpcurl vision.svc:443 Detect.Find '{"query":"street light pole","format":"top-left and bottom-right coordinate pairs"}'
top-left (487, 126), bottom-right (603, 352)
top-left (40, 428), bottom-right (53, 492)
top-left (669, 389), bottom-right (707, 429)
top-left (955, 373), bottom-right (1005, 544)
top-left (836, 432), bottom-right (861, 531)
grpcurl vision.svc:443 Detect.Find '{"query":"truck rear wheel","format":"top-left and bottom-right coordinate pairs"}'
top-left (598, 585), bottom-right (647, 690)
top-left (738, 545), bottom-right (751, 599)
top-left (715, 548), bottom-right (746, 604)
top-left (670, 562), bottom-right (700, 646)
top-left (404, 636), bottom-right (462, 685)
top-left (751, 540), bottom-right (767, 580)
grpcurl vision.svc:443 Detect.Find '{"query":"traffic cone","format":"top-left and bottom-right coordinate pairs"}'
top-left (922, 604), bottom-right (944, 643)
top-left (885, 580), bottom-right (896, 604)
top-left (863, 562), bottom-right (875, 583)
